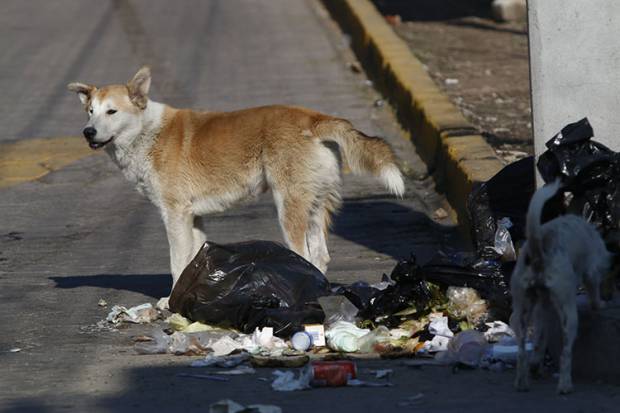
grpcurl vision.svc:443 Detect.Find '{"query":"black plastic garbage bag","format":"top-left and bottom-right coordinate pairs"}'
top-left (351, 252), bottom-right (513, 327)
top-left (467, 156), bottom-right (536, 256)
top-left (537, 117), bottom-right (620, 237)
top-left (169, 241), bottom-right (330, 337)
top-left (415, 252), bottom-right (513, 321)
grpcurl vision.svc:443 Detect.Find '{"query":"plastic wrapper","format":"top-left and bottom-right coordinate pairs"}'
top-left (467, 156), bottom-right (535, 256)
top-left (169, 241), bottom-right (330, 337)
top-left (318, 296), bottom-right (359, 325)
top-left (446, 286), bottom-right (489, 325)
top-left (493, 217), bottom-right (516, 261)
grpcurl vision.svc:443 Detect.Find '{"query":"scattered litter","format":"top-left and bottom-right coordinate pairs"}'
top-left (98, 299), bottom-right (107, 307)
top-left (483, 341), bottom-right (533, 364)
top-left (436, 330), bottom-right (488, 367)
top-left (209, 399), bottom-right (281, 413)
top-left (106, 303), bottom-right (159, 325)
top-left (79, 319), bottom-right (118, 334)
top-left (134, 329), bottom-right (235, 355)
top-left (373, 99), bottom-right (384, 108)
top-left (310, 361), bottom-right (357, 387)
top-left (433, 207), bottom-right (449, 220)
top-left (169, 241), bottom-right (329, 337)
top-left (445, 78), bottom-right (459, 86)
top-left (291, 331), bottom-right (313, 351)
top-left (272, 369), bottom-right (311, 391)
top-left (303, 324), bottom-right (325, 347)
top-left (177, 373), bottom-right (230, 382)
top-left (483, 321), bottom-right (515, 342)
top-left (423, 335), bottom-right (450, 352)
top-left (166, 313), bottom-right (215, 333)
top-left (446, 287), bottom-right (488, 325)
top-left (371, 369), bottom-right (392, 379)
top-left (191, 353), bottom-right (250, 368)
top-left (212, 336), bottom-right (244, 357)
top-left (398, 393), bottom-right (425, 407)
top-left (9, 348), bottom-right (21, 353)
top-left (213, 365), bottom-right (256, 375)
top-left (427, 315), bottom-right (454, 338)
top-left (325, 321), bottom-right (369, 352)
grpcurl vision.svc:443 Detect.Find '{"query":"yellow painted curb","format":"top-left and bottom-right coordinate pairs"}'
top-left (322, 0), bottom-right (504, 235)
top-left (0, 136), bottom-right (101, 189)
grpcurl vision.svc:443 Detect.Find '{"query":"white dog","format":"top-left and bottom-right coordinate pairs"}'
top-left (510, 180), bottom-right (610, 394)
top-left (67, 67), bottom-right (405, 308)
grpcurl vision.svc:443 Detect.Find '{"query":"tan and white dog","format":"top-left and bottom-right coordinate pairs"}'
top-left (67, 67), bottom-right (405, 308)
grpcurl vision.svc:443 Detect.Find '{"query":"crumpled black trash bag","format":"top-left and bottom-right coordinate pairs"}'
top-left (415, 252), bottom-right (513, 321)
top-left (169, 241), bottom-right (330, 337)
top-left (332, 280), bottom-right (382, 315)
top-left (537, 117), bottom-right (620, 237)
top-left (346, 252), bottom-right (513, 327)
top-left (467, 156), bottom-right (536, 256)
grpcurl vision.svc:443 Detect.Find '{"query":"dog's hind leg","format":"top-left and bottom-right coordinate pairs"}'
top-left (511, 285), bottom-right (533, 391)
top-left (304, 164), bottom-right (341, 273)
top-left (550, 287), bottom-right (578, 394)
top-left (273, 189), bottom-right (311, 262)
top-left (530, 300), bottom-right (550, 378)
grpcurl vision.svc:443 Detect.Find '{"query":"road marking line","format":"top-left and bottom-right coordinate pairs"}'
top-left (0, 136), bottom-right (101, 189)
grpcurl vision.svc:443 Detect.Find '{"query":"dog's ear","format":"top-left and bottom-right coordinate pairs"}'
top-left (127, 66), bottom-right (151, 110)
top-left (67, 82), bottom-right (96, 105)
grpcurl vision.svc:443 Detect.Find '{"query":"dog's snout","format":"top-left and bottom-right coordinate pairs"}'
top-left (83, 127), bottom-right (97, 140)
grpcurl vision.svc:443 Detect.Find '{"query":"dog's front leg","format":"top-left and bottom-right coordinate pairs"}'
top-left (157, 210), bottom-right (194, 310)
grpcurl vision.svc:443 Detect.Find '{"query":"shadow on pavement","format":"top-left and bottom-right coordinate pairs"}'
top-left (333, 197), bottom-right (460, 262)
top-left (373, 0), bottom-right (493, 22)
top-left (49, 273), bottom-right (171, 298)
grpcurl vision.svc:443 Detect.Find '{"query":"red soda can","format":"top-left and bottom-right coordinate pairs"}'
top-left (310, 361), bottom-right (357, 387)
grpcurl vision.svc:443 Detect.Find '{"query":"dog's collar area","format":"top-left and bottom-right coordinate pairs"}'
top-left (89, 136), bottom-right (114, 149)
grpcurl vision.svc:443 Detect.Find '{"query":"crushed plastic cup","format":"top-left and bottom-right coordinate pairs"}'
top-left (436, 330), bottom-right (488, 367)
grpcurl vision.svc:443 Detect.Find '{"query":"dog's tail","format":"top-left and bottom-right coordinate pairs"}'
top-left (317, 119), bottom-right (405, 197)
top-left (526, 179), bottom-right (562, 265)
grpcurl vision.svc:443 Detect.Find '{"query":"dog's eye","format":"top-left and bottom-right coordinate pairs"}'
top-left (88, 108), bottom-right (93, 115)
top-left (106, 109), bottom-right (117, 115)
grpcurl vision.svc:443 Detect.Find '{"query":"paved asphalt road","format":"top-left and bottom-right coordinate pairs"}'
top-left (0, 1), bottom-right (618, 412)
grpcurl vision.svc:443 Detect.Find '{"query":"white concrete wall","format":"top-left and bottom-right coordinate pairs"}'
top-left (529, 0), bottom-right (620, 156)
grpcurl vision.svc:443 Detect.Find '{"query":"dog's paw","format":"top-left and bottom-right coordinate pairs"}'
top-left (156, 296), bottom-right (170, 311)
top-left (557, 379), bottom-right (574, 395)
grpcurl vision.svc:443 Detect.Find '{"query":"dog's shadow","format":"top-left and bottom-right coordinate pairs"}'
top-left (332, 197), bottom-right (459, 262)
top-left (49, 273), bottom-right (171, 299)
top-left (48, 199), bottom-right (458, 296)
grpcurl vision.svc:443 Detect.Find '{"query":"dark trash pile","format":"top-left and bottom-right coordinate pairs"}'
top-left (102, 118), bottom-right (618, 388)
